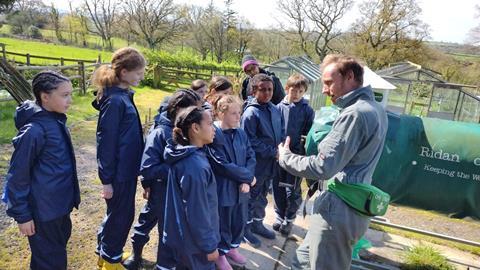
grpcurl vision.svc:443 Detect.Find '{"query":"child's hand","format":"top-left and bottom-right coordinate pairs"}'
top-left (207, 250), bottom-right (219, 261)
top-left (240, 183), bottom-right (250, 193)
top-left (251, 177), bottom-right (257, 187)
top-left (143, 187), bottom-right (151, 200)
top-left (18, 220), bottom-right (35, 236)
top-left (102, 184), bottom-right (113, 199)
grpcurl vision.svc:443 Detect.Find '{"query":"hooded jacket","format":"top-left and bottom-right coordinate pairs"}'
top-left (4, 101), bottom-right (80, 223)
top-left (163, 141), bottom-right (220, 255)
top-left (140, 110), bottom-right (171, 188)
top-left (277, 97), bottom-right (315, 155)
top-left (215, 127), bottom-right (256, 206)
top-left (241, 68), bottom-right (286, 105)
top-left (241, 98), bottom-right (285, 179)
top-left (92, 86), bottom-right (144, 184)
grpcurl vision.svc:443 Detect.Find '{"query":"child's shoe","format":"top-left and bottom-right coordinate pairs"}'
top-left (215, 255), bottom-right (233, 270)
top-left (243, 224), bottom-right (261, 248)
top-left (251, 220), bottom-right (276, 239)
top-left (280, 221), bottom-right (293, 236)
top-left (272, 220), bottom-right (282, 232)
top-left (226, 248), bottom-right (247, 266)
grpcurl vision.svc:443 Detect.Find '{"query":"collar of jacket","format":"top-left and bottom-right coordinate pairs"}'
top-left (334, 85), bottom-right (374, 109)
top-left (281, 96), bottom-right (307, 106)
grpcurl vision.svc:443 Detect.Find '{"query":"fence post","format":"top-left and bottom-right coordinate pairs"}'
top-left (26, 53), bottom-right (30, 66)
top-left (78, 61), bottom-right (86, 95)
top-left (97, 54), bottom-right (102, 64)
top-left (60, 57), bottom-right (65, 66)
top-left (0, 44), bottom-right (5, 60)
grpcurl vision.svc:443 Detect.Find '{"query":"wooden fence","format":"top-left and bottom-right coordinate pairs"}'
top-left (0, 43), bottom-right (102, 95)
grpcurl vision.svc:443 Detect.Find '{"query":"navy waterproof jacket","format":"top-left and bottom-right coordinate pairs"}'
top-left (241, 98), bottom-right (285, 179)
top-left (3, 101), bottom-right (80, 223)
top-left (215, 127), bottom-right (256, 207)
top-left (140, 111), bottom-right (171, 188)
top-left (92, 87), bottom-right (144, 184)
top-left (277, 97), bottom-right (315, 155)
top-left (163, 141), bottom-right (220, 255)
top-left (206, 126), bottom-right (255, 184)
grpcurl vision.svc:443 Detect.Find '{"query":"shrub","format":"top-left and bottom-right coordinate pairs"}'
top-left (402, 245), bottom-right (455, 270)
top-left (26, 25), bottom-right (42, 39)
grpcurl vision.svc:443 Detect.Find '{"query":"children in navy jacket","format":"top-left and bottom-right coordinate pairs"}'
top-left (240, 73), bottom-right (285, 245)
top-left (124, 89), bottom-right (203, 270)
top-left (92, 47), bottom-right (145, 267)
top-left (273, 74), bottom-right (314, 235)
top-left (212, 95), bottom-right (256, 268)
top-left (163, 106), bottom-right (220, 270)
top-left (3, 71), bottom-right (79, 270)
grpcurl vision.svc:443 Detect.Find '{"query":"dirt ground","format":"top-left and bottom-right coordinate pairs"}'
top-left (0, 118), bottom-right (479, 269)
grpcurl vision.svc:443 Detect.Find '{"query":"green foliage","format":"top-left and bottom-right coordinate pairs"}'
top-left (145, 49), bottom-right (239, 71)
top-left (26, 25), bottom-right (42, 39)
top-left (402, 245), bottom-right (455, 270)
top-left (0, 99), bottom-right (17, 144)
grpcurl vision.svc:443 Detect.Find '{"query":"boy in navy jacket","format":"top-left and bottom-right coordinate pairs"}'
top-left (3, 71), bottom-right (80, 270)
top-left (273, 74), bottom-right (314, 235)
top-left (240, 73), bottom-right (285, 246)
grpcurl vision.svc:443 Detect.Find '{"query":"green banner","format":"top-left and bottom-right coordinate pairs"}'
top-left (306, 107), bottom-right (480, 219)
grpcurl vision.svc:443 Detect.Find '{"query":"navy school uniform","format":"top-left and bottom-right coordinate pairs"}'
top-left (274, 97), bottom-right (314, 223)
top-left (214, 126), bottom-right (256, 255)
top-left (93, 86), bottom-right (144, 263)
top-left (3, 101), bottom-right (80, 270)
top-left (163, 141), bottom-right (220, 270)
top-left (240, 98), bottom-right (285, 222)
top-left (131, 110), bottom-right (177, 268)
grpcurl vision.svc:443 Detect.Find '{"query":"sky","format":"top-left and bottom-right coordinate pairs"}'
top-left (44, 0), bottom-right (479, 44)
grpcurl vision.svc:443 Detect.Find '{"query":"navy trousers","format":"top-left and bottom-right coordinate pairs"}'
top-left (97, 180), bottom-right (136, 263)
top-left (273, 167), bottom-right (302, 223)
top-left (248, 175), bottom-right (271, 222)
top-left (28, 214), bottom-right (72, 270)
top-left (130, 181), bottom-right (160, 249)
top-left (218, 202), bottom-right (248, 255)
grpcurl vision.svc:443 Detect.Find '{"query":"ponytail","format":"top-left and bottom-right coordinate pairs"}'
top-left (91, 47), bottom-right (146, 101)
top-left (92, 64), bottom-right (118, 101)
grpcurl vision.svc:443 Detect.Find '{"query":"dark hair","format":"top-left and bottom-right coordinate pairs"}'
top-left (286, 73), bottom-right (309, 91)
top-left (251, 73), bottom-right (273, 92)
top-left (166, 89), bottom-right (202, 121)
top-left (321, 54), bottom-right (364, 85)
top-left (172, 106), bottom-right (205, 146)
top-left (32, 70), bottom-right (70, 105)
top-left (191, 79), bottom-right (207, 91)
top-left (204, 76), bottom-right (233, 104)
top-left (92, 47), bottom-right (146, 100)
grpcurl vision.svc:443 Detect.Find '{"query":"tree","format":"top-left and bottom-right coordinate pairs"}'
top-left (277, 0), bottom-right (312, 58)
top-left (351, 0), bottom-right (429, 69)
top-left (467, 5), bottom-right (480, 45)
top-left (277, 0), bottom-right (351, 61)
top-left (50, 4), bottom-right (64, 42)
top-left (185, 5), bottom-right (211, 60)
top-left (82, 0), bottom-right (117, 50)
top-left (7, 0), bottom-right (48, 36)
top-left (0, 0), bottom-right (16, 13)
top-left (122, 0), bottom-right (185, 50)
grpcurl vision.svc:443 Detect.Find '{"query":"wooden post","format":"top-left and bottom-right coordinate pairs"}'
top-left (97, 54), bottom-right (102, 64)
top-left (26, 53), bottom-right (31, 66)
top-left (0, 44), bottom-right (5, 60)
top-left (78, 61), bottom-right (86, 95)
top-left (60, 57), bottom-right (65, 66)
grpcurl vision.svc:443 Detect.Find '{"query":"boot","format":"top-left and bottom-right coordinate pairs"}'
top-left (101, 261), bottom-right (126, 270)
top-left (226, 248), bottom-right (247, 266)
top-left (251, 220), bottom-right (276, 239)
top-left (215, 255), bottom-right (233, 270)
top-left (280, 221), bottom-right (293, 236)
top-left (272, 220), bottom-right (282, 232)
top-left (122, 245), bottom-right (143, 270)
top-left (243, 223), bottom-right (261, 248)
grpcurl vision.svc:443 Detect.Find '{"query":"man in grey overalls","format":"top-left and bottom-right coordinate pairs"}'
top-left (278, 54), bottom-right (388, 269)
